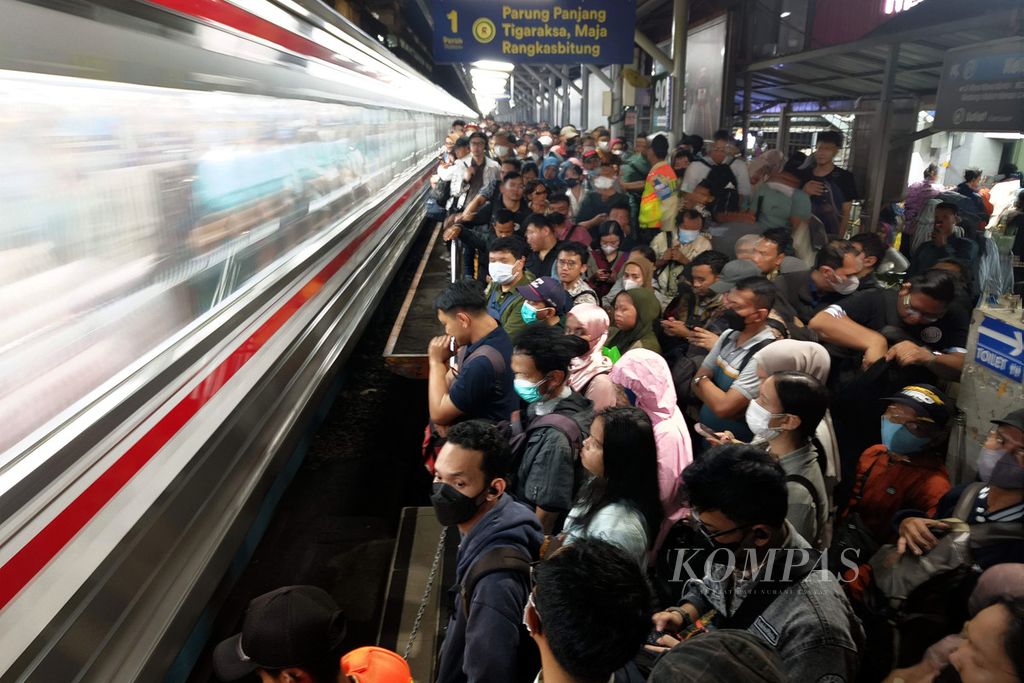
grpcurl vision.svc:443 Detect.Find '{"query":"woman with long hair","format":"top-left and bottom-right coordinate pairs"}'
top-left (563, 406), bottom-right (664, 568)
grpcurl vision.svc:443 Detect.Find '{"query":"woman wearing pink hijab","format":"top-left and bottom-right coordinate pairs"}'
top-left (608, 348), bottom-right (695, 553)
top-left (565, 303), bottom-right (617, 412)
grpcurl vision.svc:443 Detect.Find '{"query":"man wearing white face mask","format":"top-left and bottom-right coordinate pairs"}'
top-left (771, 240), bottom-right (863, 327)
top-left (652, 210), bottom-right (713, 300)
top-left (485, 236), bottom-right (533, 339)
top-left (746, 371), bottom-right (831, 549)
top-left (575, 162), bottom-right (628, 232)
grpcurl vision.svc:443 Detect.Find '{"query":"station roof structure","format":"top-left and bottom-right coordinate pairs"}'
top-left (739, 0), bottom-right (1022, 108)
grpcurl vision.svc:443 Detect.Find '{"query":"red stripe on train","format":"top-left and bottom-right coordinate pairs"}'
top-left (144, 0), bottom-right (383, 77)
top-left (0, 173), bottom-right (428, 609)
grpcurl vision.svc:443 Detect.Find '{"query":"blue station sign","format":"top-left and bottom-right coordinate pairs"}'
top-left (432, 1), bottom-right (636, 64)
top-left (975, 315), bottom-right (1024, 383)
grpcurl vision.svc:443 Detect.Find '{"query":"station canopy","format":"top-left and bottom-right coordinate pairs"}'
top-left (740, 0), bottom-right (1021, 107)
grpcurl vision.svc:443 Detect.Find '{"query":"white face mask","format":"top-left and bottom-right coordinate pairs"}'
top-left (830, 273), bottom-right (860, 295)
top-left (612, 149), bottom-right (624, 156)
top-left (594, 176), bottom-right (615, 191)
top-left (494, 145), bottom-right (510, 157)
top-left (538, 135), bottom-right (553, 147)
top-left (679, 229), bottom-right (700, 244)
top-left (489, 261), bottom-right (516, 285)
top-left (598, 141), bottom-right (609, 151)
top-left (623, 279), bottom-right (641, 290)
top-left (601, 244), bottom-right (619, 255)
top-left (746, 400), bottom-right (785, 441)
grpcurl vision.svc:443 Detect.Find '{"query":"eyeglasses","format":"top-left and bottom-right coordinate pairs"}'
top-left (883, 409), bottom-right (934, 427)
top-left (691, 512), bottom-right (750, 542)
top-left (987, 429), bottom-right (1024, 461)
top-left (902, 294), bottom-right (940, 323)
top-left (557, 259), bottom-right (581, 268)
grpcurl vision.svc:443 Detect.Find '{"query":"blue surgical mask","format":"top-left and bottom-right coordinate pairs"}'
top-left (679, 229), bottom-right (700, 244)
top-left (978, 447), bottom-right (1003, 481)
top-left (881, 417), bottom-right (931, 455)
top-left (521, 301), bottom-right (539, 325)
top-left (514, 377), bottom-right (545, 403)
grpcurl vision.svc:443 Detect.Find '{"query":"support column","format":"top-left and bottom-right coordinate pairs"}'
top-left (610, 64), bottom-right (624, 138)
top-left (580, 65), bottom-right (589, 130)
top-left (866, 44), bottom-right (900, 232)
top-left (549, 72), bottom-right (557, 126)
top-left (562, 77), bottom-right (570, 125)
top-left (742, 72), bottom-right (752, 144)
top-left (778, 102), bottom-right (791, 154)
top-left (670, 0), bottom-right (688, 138)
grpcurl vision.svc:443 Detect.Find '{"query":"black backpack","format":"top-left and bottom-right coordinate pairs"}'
top-left (697, 157), bottom-right (740, 214)
top-left (458, 546), bottom-right (540, 683)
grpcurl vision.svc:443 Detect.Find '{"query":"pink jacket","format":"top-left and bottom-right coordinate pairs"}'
top-left (608, 349), bottom-right (694, 551)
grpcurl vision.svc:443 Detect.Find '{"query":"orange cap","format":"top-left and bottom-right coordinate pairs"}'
top-left (341, 646), bottom-right (413, 683)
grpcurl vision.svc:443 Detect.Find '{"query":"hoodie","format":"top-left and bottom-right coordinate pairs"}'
top-left (609, 349), bottom-right (694, 551)
top-left (436, 495), bottom-right (543, 683)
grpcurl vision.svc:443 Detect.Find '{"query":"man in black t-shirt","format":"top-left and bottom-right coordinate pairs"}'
top-left (809, 269), bottom-right (968, 381)
top-left (772, 240), bottom-right (864, 326)
top-left (524, 213), bottom-right (565, 279)
top-left (797, 131), bottom-right (860, 237)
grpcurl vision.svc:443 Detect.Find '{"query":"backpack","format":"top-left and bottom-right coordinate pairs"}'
top-left (454, 546), bottom-right (540, 683)
top-left (697, 157), bottom-right (740, 214)
top-left (500, 412), bottom-right (585, 495)
top-left (421, 345), bottom-right (507, 473)
top-left (860, 483), bottom-right (1024, 671)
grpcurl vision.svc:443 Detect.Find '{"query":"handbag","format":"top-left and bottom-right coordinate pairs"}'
top-left (828, 455), bottom-right (880, 573)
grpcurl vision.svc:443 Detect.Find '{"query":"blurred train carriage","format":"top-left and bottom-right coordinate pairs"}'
top-left (0, 1), bottom-right (472, 680)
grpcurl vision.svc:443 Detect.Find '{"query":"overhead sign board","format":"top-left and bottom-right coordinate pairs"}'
top-left (934, 38), bottom-right (1024, 133)
top-left (975, 314), bottom-right (1024, 382)
top-left (432, 0), bottom-right (636, 64)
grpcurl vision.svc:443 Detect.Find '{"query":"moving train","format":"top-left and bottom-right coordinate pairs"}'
top-left (0, 1), bottom-right (473, 680)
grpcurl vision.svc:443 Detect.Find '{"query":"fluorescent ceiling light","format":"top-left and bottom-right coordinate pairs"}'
top-left (780, 11), bottom-right (792, 18)
top-left (473, 60), bottom-right (515, 72)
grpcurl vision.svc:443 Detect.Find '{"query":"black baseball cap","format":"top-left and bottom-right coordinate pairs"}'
top-left (880, 384), bottom-right (952, 426)
top-left (993, 409), bottom-right (1024, 433)
top-left (213, 585), bottom-right (346, 680)
top-left (517, 276), bottom-right (571, 317)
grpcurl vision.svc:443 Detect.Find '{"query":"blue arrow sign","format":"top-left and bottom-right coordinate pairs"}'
top-left (975, 315), bottom-right (1024, 382)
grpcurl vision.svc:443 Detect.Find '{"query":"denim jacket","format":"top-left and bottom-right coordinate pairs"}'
top-left (680, 522), bottom-right (864, 682)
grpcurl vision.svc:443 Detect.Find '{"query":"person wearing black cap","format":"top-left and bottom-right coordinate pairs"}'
top-left (895, 408), bottom-right (1024, 570)
top-left (517, 276), bottom-right (571, 328)
top-left (213, 585), bottom-right (346, 683)
top-left (836, 384), bottom-right (954, 560)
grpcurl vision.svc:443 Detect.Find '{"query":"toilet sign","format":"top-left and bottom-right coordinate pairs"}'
top-left (975, 315), bottom-right (1024, 382)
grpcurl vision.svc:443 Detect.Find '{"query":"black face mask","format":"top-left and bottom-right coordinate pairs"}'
top-left (431, 482), bottom-right (487, 527)
top-left (547, 212), bottom-right (566, 226)
top-left (564, 178), bottom-right (580, 188)
top-left (723, 308), bottom-right (748, 331)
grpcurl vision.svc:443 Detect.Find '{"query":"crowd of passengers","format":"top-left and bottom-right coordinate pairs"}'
top-left (210, 120), bottom-right (1024, 683)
